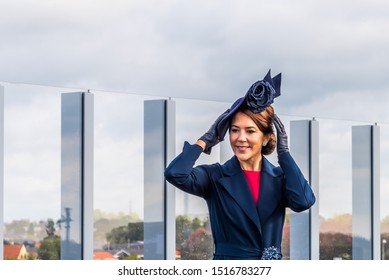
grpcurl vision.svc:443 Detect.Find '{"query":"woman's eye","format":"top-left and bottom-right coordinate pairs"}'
top-left (247, 130), bottom-right (255, 134)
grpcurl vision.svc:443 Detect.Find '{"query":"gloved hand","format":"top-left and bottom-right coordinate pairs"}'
top-left (199, 109), bottom-right (230, 154)
top-left (273, 114), bottom-right (289, 155)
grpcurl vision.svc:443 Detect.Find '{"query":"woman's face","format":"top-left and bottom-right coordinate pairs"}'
top-left (229, 112), bottom-right (267, 169)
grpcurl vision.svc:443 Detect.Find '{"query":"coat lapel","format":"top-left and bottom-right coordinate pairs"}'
top-left (218, 157), bottom-right (262, 234)
top-left (257, 157), bottom-right (284, 225)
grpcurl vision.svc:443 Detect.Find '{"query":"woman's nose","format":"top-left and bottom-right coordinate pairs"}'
top-left (237, 132), bottom-right (247, 141)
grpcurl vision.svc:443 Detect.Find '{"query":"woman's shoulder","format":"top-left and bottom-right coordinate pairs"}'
top-left (262, 156), bottom-right (284, 177)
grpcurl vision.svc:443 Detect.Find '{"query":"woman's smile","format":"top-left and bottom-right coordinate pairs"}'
top-left (236, 145), bottom-right (250, 152)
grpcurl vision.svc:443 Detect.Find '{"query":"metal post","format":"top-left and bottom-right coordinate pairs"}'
top-left (83, 93), bottom-right (94, 260)
top-left (289, 119), bottom-right (319, 260)
top-left (352, 125), bottom-right (380, 260)
top-left (165, 100), bottom-right (176, 260)
top-left (61, 92), bottom-right (94, 260)
top-left (0, 85), bottom-right (4, 260)
top-left (144, 99), bottom-right (176, 260)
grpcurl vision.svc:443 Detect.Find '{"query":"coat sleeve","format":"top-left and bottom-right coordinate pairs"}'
top-left (164, 141), bottom-right (211, 198)
top-left (278, 152), bottom-right (316, 212)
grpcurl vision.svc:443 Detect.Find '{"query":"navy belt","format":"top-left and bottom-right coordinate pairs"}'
top-left (215, 243), bottom-right (262, 259)
top-left (215, 243), bottom-right (282, 260)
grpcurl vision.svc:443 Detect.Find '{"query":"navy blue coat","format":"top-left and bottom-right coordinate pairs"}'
top-left (164, 142), bottom-right (316, 260)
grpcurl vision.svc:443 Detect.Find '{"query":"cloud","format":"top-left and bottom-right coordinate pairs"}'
top-left (2, 0), bottom-right (389, 107)
top-left (277, 87), bottom-right (389, 123)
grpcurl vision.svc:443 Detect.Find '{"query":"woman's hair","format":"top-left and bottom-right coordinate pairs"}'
top-left (232, 105), bottom-right (276, 155)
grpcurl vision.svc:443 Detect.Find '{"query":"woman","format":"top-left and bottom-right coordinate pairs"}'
top-left (164, 70), bottom-right (316, 260)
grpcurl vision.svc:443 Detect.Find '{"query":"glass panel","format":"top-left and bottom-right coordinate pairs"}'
top-left (317, 119), bottom-right (362, 260)
top-left (143, 100), bottom-right (166, 260)
top-left (352, 126), bottom-right (373, 259)
top-left (61, 93), bottom-right (83, 259)
top-left (3, 84), bottom-right (62, 260)
top-left (93, 92), bottom-right (157, 260)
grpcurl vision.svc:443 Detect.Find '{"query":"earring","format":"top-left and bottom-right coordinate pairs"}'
top-left (262, 141), bottom-right (267, 147)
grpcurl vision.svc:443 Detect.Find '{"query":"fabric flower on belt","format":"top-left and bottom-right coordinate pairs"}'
top-left (216, 69), bottom-right (281, 141)
top-left (261, 246), bottom-right (283, 260)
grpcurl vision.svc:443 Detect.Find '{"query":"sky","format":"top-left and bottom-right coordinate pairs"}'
top-left (1, 0), bottom-right (389, 223)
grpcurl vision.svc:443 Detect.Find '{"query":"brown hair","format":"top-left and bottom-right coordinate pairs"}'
top-left (232, 105), bottom-right (276, 155)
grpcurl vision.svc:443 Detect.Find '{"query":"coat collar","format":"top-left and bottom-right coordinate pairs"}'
top-left (220, 155), bottom-right (283, 177)
top-left (218, 155), bottom-right (284, 234)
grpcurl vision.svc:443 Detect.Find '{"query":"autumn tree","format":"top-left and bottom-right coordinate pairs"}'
top-left (180, 227), bottom-right (213, 260)
top-left (176, 215), bottom-right (192, 247)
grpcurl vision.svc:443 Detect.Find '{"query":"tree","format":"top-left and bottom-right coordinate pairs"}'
top-left (106, 222), bottom-right (144, 244)
top-left (93, 209), bottom-right (142, 247)
top-left (46, 219), bottom-right (56, 237)
top-left (176, 215), bottom-right (192, 247)
top-left (191, 217), bottom-right (202, 231)
top-left (128, 222), bottom-right (143, 242)
top-left (37, 218), bottom-right (61, 260)
top-left (176, 215), bottom-right (213, 260)
top-left (319, 232), bottom-right (352, 260)
top-left (181, 227), bottom-right (213, 260)
top-left (38, 236), bottom-right (61, 260)
top-left (106, 226), bottom-right (128, 244)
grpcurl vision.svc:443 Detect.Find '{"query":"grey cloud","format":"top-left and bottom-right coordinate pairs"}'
top-left (2, 0), bottom-right (389, 113)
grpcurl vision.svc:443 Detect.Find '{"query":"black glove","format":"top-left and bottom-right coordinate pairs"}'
top-left (273, 114), bottom-right (289, 155)
top-left (199, 109), bottom-right (230, 154)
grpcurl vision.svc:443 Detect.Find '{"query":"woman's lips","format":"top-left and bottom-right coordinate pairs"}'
top-left (236, 146), bottom-right (250, 152)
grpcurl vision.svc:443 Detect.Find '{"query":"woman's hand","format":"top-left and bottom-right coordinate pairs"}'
top-left (198, 109), bottom-right (230, 154)
top-left (273, 114), bottom-right (289, 155)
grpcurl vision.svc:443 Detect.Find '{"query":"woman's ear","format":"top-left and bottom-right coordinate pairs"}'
top-left (262, 134), bottom-right (270, 146)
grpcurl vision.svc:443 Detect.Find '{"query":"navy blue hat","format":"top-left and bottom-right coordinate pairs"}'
top-left (216, 69), bottom-right (281, 141)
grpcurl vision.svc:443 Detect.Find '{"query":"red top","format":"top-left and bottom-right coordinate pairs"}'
top-left (243, 170), bottom-right (261, 205)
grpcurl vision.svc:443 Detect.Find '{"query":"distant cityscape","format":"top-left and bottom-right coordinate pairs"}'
top-left (3, 210), bottom-right (389, 260)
